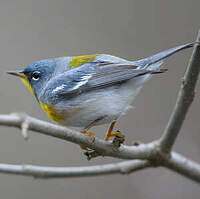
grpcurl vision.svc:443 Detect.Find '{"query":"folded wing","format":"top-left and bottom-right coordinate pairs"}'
top-left (49, 62), bottom-right (166, 98)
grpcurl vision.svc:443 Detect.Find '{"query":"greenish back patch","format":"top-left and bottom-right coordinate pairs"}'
top-left (69, 54), bottom-right (99, 67)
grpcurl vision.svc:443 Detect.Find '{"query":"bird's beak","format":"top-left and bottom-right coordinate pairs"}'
top-left (7, 70), bottom-right (25, 78)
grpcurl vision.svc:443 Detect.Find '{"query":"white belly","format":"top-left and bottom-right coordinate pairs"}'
top-left (59, 78), bottom-right (145, 128)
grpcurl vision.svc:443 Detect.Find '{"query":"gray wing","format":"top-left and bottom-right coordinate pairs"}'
top-left (49, 62), bottom-right (166, 98)
top-left (85, 62), bottom-right (166, 90)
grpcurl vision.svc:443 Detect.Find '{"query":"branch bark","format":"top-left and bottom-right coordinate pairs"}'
top-left (0, 113), bottom-right (155, 160)
top-left (165, 152), bottom-right (200, 182)
top-left (1, 113), bottom-right (200, 183)
top-left (0, 160), bottom-right (150, 178)
top-left (159, 31), bottom-right (200, 154)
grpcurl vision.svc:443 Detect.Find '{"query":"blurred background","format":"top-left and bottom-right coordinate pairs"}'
top-left (0, 0), bottom-right (200, 198)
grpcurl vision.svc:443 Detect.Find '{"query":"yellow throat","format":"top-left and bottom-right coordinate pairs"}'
top-left (21, 77), bottom-right (35, 95)
top-left (20, 77), bottom-right (65, 123)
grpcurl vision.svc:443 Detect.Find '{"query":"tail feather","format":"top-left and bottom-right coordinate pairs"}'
top-left (134, 42), bottom-right (196, 68)
top-left (150, 68), bottom-right (168, 74)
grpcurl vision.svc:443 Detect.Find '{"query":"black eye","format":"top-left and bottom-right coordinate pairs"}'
top-left (31, 71), bottom-right (40, 81)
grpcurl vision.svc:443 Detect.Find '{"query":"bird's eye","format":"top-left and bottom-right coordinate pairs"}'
top-left (31, 71), bottom-right (40, 81)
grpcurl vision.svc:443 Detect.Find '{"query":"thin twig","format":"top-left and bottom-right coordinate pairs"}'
top-left (159, 31), bottom-right (200, 154)
top-left (164, 152), bottom-right (200, 182)
top-left (0, 160), bottom-right (150, 178)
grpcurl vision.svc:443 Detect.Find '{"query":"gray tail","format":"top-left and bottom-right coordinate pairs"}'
top-left (134, 42), bottom-right (196, 68)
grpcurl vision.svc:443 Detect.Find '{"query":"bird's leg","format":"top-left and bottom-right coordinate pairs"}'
top-left (84, 121), bottom-right (125, 160)
top-left (104, 121), bottom-right (125, 142)
top-left (104, 121), bottom-right (116, 141)
top-left (80, 118), bottom-right (103, 151)
top-left (80, 129), bottom-right (95, 140)
top-left (80, 127), bottom-right (95, 151)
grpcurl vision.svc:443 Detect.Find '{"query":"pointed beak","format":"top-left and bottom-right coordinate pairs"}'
top-left (7, 70), bottom-right (25, 78)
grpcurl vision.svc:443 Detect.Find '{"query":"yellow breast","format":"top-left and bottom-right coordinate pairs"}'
top-left (20, 78), bottom-right (64, 122)
top-left (20, 75), bottom-right (74, 124)
top-left (39, 102), bottom-right (67, 123)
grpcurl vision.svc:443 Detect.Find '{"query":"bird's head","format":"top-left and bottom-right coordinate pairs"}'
top-left (7, 59), bottom-right (56, 99)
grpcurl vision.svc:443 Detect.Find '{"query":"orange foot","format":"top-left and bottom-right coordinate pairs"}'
top-left (104, 130), bottom-right (125, 141)
top-left (80, 130), bottom-right (95, 151)
top-left (104, 121), bottom-right (125, 145)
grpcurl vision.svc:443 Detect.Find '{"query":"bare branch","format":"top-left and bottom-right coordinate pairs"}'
top-left (0, 113), bottom-right (155, 160)
top-left (165, 152), bottom-right (200, 182)
top-left (1, 113), bottom-right (200, 183)
top-left (0, 160), bottom-right (150, 178)
top-left (159, 31), bottom-right (200, 154)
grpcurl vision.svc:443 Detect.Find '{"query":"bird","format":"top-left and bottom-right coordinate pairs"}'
top-left (8, 43), bottom-right (195, 150)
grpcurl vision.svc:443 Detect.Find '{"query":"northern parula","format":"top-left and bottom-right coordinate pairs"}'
top-left (8, 43), bottom-right (194, 148)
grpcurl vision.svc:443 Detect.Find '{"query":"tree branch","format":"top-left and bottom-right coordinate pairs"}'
top-left (165, 152), bottom-right (200, 182)
top-left (1, 113), bottom-right (200, 183)
top-left (0, 160), bottom-right (150, 178)
top-left (159, 30), bottom-right (200, 153)
top-left (0, 113), bottom-right (155, 160)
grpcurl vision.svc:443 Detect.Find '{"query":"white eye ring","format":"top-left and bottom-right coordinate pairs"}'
top-left (32, 71), bottom-right (40, 81)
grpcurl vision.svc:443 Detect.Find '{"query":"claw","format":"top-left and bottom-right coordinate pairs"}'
top-left (84, 150), bottom-right (100, 160)
top-left (104, 122), bottom-right (125, 147)
top-left (80, 130), bottom-right (95, 151)
top-left (104, 129), bottom-right (124, 142)
top-left (112, 133), bottom-right (125, 147)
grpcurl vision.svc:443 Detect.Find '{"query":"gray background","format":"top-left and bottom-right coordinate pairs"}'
top-left (0, 0), bottom-right (200, 198)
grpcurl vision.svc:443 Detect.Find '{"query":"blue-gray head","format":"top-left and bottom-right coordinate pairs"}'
top-left (7, 59), bottom-right (57, 98)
